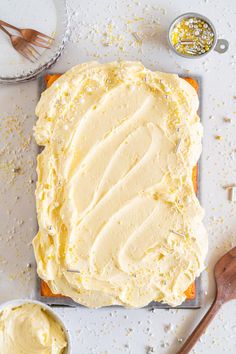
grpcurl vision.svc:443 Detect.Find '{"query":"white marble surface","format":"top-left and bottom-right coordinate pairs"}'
top-left (0, 0), bottom-right (236, 353)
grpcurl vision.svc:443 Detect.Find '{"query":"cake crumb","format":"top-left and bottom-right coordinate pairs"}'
top-left (164, 323), bottom-right (173, 333)
top-left (145, 345), bottom-right (155, 353)
top-left (160, 341), bottom-right (169, 348)
top-left (228, 186), bottom-right (236, 202)
top-left (223, 117), bottom-right (232, 123)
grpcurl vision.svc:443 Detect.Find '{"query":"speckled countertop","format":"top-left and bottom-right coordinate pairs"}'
top-left (0, 0), bottom-right (236, 353)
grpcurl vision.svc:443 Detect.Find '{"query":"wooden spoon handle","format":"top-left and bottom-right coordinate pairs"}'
top-left (176, 298), bottom-right (221, 354)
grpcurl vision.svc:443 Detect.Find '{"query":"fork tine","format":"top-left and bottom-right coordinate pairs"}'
top-left (23, 48), bottom-right (37, 62)
top-left (34, 30), bottom-right (54, 41)
top-left (30, 38), bottom-right (51, 49)
top-left (24, 46), bottom-right (39, 61)
top-left (35, 36), bottom-right (52, 45)
top-left (18, 48), bottom-right (35, 63)
top-left (26, 42), bottom-right (41, 57)
top-left (32, 35), bottom-right (51, 46)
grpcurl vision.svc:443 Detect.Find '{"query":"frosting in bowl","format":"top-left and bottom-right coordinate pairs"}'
top-left (0, 303), bottom-right (67, 354)
top-left (33, 61), bottom-right (207, 308)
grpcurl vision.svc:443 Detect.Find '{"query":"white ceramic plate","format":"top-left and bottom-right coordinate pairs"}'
top-left (0, 0), bottom-right (69, 83)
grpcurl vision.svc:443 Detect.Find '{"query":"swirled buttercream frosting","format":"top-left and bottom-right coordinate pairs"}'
top-left (33, 61), bottom-right (207, 308)
top-left (0, 303), bottom-right (67, 354)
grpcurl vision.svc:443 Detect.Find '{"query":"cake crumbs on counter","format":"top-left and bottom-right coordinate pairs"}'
top-left (164, 323), bottom-right (174, 333)
top-left (160, 341), bottom-right (169, 348)
top-left (223, 117), bottom-right (232, 123)
top-left (145, 345), bottom-right (155, 353)
top-left (223, 184), bottom-right (236, 201)
top-left (101, 22), bottom-right (125, 48)
top-left (228, 186), bottom-right (236, 202)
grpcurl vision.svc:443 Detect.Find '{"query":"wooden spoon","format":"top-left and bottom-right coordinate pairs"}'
top-left (177, 247), bottom-right (236, 354)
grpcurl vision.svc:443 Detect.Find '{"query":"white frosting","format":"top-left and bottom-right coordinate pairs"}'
top-left (33, 61), bottom-right (207, 308)
top-left (0, 303), bottom-right (67, 354)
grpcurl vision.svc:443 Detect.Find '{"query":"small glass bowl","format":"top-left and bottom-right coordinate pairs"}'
top-left (0, 0), bottom-right (69, 84)
top-left (168, 12), bottom-right (229, 59)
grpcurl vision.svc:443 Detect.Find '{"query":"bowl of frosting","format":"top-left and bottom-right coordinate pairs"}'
top-left (0, 299), bottom-right (70, 353)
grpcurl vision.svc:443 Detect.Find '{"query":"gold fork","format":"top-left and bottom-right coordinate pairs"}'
top-left (0, 24), bottom-right (40, 62)
top-left (0, 20), bottom-right (53, 48)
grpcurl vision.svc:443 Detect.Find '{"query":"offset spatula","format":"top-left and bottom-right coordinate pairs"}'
top-left (177, 247), bottom-right (236, 354)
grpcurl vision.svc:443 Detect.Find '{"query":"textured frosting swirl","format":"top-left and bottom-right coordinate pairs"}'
top-left (0, 303), bottom-right (67, 354)
top-left (33, 61), bottom-right (207, 308)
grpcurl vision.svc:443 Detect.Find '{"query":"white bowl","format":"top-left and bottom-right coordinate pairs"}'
top-left (0, 299), bottom-right (71, 353)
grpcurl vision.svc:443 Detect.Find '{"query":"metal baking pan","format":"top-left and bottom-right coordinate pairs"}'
top-left (36, 73), bottom-right (203, 309)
